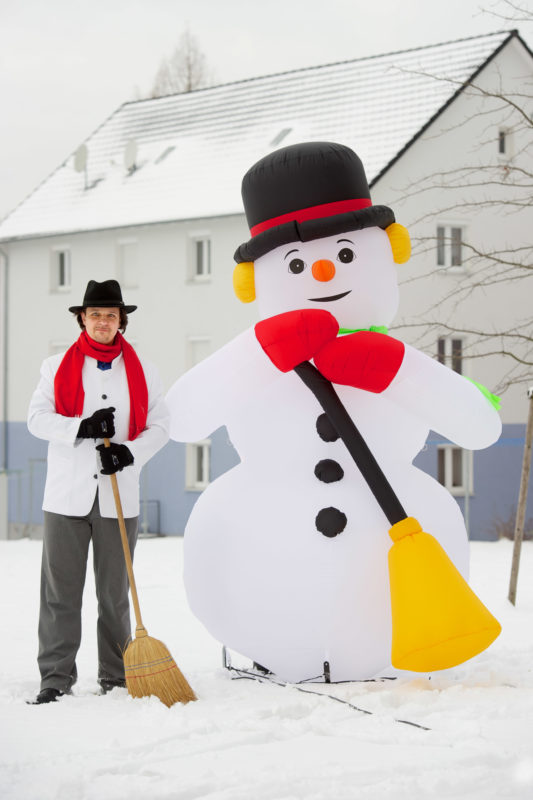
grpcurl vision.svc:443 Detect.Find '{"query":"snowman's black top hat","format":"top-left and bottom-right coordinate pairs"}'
top-left (234, 141), bottom-right (395, 263)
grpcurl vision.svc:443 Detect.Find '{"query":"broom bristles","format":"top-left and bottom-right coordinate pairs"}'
top-left (124, 627), bottom-right (197, 707)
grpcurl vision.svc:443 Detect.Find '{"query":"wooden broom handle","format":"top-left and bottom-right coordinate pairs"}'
top-left (103, 437), bottom-right (144, 630)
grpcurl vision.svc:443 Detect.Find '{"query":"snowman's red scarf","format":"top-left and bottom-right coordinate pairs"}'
top-left (54, 331), bottom-right (148, 441)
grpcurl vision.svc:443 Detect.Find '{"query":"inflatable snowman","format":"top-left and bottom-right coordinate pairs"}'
top-left (167, 142), bottom-right (501, 683)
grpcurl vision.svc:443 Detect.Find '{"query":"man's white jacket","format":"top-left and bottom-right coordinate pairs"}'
top-left (27, 350), bottom-right (170, 518)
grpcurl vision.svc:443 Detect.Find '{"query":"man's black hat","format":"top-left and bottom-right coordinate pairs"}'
top-left (234, 141), bottom-right (395, 263)
top-left (69, 279), bottom-right (137, 314)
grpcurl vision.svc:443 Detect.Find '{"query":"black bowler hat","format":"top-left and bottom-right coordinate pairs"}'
top-left (233, 141), bottom-right (395, 263)
top-left (69, 279), bottom-right (137, 314)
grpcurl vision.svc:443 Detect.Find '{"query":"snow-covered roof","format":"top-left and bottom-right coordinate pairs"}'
top-left (0, 31), bottom-right (520, 241)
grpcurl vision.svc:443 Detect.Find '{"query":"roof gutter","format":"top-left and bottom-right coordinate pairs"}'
top-left (0, 247), bottom-right (8, 471)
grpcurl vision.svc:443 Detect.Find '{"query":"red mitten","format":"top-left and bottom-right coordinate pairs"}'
top-left (255, 309), bottom-right (339, 372)
top-left (314, 331), bottom-right (405, 392)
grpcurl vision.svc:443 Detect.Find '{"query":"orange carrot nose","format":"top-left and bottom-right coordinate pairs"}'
top-left (312, 259), bottom-right (336, 282)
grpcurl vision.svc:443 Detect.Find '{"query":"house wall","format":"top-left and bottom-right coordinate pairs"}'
top-left (3, 215), bottom-right (251, 537)
top-left (372, 35), bottom-right (533, 539)
top-left (374, 36), bottom-right (533, 417)
top-left (7, 214), bottom-right (254, 417)
top-left (2, 37), bottom-right (532, 541)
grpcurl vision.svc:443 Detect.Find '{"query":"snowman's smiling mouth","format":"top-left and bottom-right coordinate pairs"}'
top-left (308, 290), bottom-right (352, 303)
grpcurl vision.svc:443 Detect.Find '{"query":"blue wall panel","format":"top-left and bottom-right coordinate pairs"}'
top-left (5, 422), bottom-right (532, 540)
top-left (5, 422), bottom-right (240, 536)
top-left (413, 425), bottom-right (531, 540)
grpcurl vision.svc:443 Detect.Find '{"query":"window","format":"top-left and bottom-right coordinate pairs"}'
top-left (185, 441), bottom-right (210, 490)
top-left (117, 239), bottom-right (139, 288)
top-left (498, 128), bottom-right (513, 158)
top-left (436, 225), bottom-right (463, 269)
top-left (189, 235), bottom-right (211, 281)
top-left (51, 247), bottom-right (71, 291)
top-left (437, 446), bottom-right (472, 495)
top-left (437, 336), bottom-right (463, 374)
top-left (186, 336), bottom-right (211, 369)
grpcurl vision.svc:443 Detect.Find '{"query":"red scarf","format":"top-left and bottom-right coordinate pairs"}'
top-left (54, 331), bottom-right (148, 440)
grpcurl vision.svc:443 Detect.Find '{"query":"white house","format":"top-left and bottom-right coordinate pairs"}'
top-left (1, 29), bottom-right (531, 539)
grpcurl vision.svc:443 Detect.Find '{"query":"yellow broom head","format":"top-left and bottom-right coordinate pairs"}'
top-left (124, 626), bottom-right (197, 707)
top-left (388, 517), bottom-right (502, 672)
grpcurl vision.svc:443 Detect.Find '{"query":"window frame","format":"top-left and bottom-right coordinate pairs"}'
top-left (50, 245), bottom-right (71, 292)
top-left (497, 127), bottom-right (514, 159)
top-left (437, 335), bottom-right (464, 375)
top-left (437, 445), bottom-right (473, 496)
top-left (186, 335), bottom-right (212, 370)
top-left (185, 440), bottom-right (211, 491)
top-left (188, 233), bottom-right (212, 282)
top-left (116, 237), bottom-right (139, 289)
top-left (436, 223), bottom-right (465, 271)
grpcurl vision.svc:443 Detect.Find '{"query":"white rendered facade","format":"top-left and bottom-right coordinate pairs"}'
top-left (0, 31), bottom-right (531, 538)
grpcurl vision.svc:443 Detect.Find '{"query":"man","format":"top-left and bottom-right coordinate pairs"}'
top-left (27, 279), bottom-right (169, 704)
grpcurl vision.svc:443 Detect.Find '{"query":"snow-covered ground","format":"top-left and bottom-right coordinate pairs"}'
top-left (0, 536), bottom-right (532, 800)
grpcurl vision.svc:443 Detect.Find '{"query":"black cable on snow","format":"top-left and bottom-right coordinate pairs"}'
top-left (226, 664), bottom-right (430, 731)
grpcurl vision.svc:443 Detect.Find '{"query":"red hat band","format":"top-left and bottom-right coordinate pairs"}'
top-left (250, 198), bottom-right (372, 238)
top-left (234, 142), bottom-right (395, 263)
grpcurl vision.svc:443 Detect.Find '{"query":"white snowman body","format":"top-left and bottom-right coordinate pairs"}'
top-left (167, 228), bottom-right (501, 683)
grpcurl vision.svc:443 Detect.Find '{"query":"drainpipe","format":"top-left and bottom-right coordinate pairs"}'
top-left (0, 247), bottom-right (8, 472)
top-left (0, 247), bottom-right (8, 539)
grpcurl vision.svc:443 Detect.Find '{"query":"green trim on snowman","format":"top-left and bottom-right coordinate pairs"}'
top-left (465, 378), bottom-right (501, 411)
top-left (338, 325), bottom-right (389, 335)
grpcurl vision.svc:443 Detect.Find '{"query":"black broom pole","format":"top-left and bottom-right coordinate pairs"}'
top-left (294, 361), bottom-right (407, 527)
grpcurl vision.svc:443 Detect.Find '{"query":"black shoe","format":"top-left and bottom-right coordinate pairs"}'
top-left (99, 678), bottom-right (126, 694)
top-left (28, 688), bottom-right (65, 705)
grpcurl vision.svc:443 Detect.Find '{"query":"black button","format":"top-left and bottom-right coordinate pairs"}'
top-left (93, 474), bottom-right (97, 479)
top-left (314, 459), bottom-right (344, 483)
top-left (102, 394), bottom-right (107, 399)
top-left (315, 507), bottom-right (347, 538)
top-left (316, 413), bottom-right (339, 442)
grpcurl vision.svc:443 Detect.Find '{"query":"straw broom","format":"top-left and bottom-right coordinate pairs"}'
top-left (103, 437), bottom-right (196, 706)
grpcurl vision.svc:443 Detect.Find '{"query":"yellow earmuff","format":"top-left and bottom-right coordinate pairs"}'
top-left (233, 262), bottom-right (256, 303)
top-left (386, 223), bottom-right (411, 264)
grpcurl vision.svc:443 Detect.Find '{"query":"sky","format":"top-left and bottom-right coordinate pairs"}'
top-left (1, 0), bottom-right (531, 220)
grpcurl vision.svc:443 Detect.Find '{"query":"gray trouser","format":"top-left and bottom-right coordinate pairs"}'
top-left (38, 494), bottom-right (138, 692)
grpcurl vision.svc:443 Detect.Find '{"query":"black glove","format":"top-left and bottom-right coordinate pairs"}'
top-left (77, 407), bottom-right (116, 439)
top-left (96, 442), bottom-right (134, 475)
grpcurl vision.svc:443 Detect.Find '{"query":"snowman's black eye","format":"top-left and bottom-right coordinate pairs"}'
top-left (288, 258), bottom-right (306, 274)
top-left (337, 248), bottom-right (355, 264)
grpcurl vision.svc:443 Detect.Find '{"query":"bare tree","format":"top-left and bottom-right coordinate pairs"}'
top-left (391, 9), bottom-right (533, 395)
top-left (486, 0), bottom-right (533, 25)
top-left (150, 28), bottom-right (213, 98)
